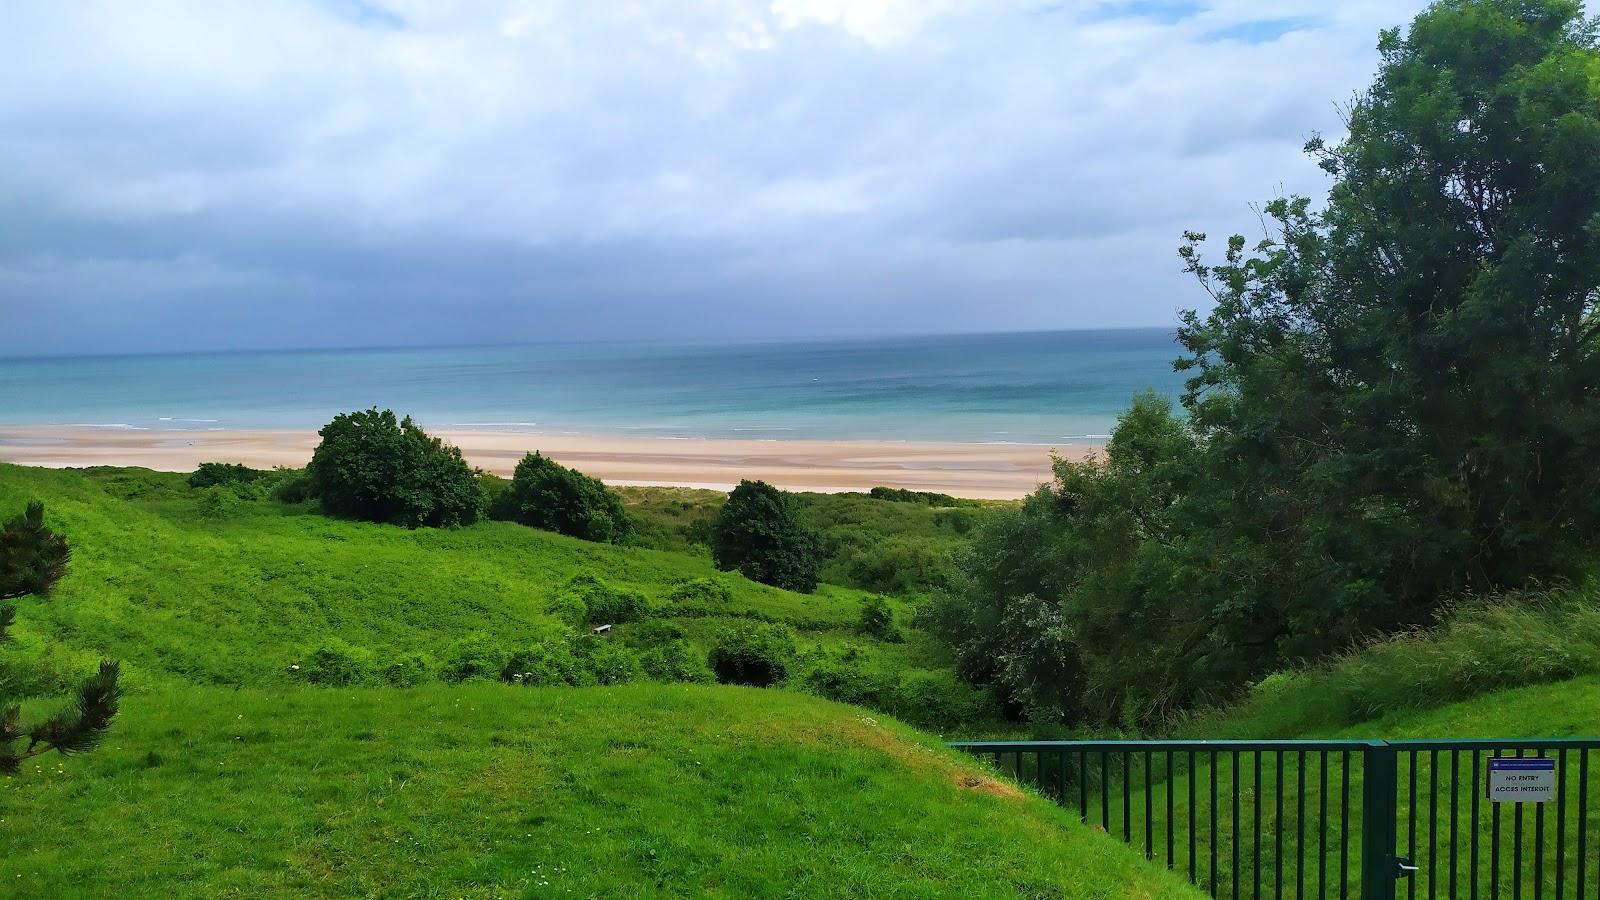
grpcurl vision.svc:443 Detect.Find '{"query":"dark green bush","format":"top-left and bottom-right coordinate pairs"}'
top-left (378, 651), bottom-right (434, 687)
top-left (569, 635), bottom-right (643, 685)
top-left (306, 408), bottom-right (481, 528)
top-left (868, 486), bottom-right (978, 507)
top-left (858, 596), bottom-right (904, 643)
top-left (888, 670), bottom-right (996, 732)
top-left (711, 481), bottom-right (823, 593)
top-left (188, 462), bottom-right (268, 489)
top-left (639, 641), bottom-right (715, 684)
top-left (661, 577), bottom-right (733, 614)
top-left (621, 620), bottom-right (685, 650)
top-left (272, 471), bottom-right (314, 504)
top-left (707, 622), bottom-right (796, 687)
top-left (489, 452), bottom-right (632, 544)
top-left (799, 646), bottom-right (893, 708)
top-left (502, 641), bottom-right (589, 686)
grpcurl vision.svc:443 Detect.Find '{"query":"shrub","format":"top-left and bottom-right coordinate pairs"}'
top-left (439, 632), bottom-right (507, 682)
top-left (273, 471), bottom-right (314, 504)
top-left (799, 646), bottom-right (893, 708)
top-left (711, 481), bottom-right (823, 593)
top-left (378, 651), bottom-right (434, 687)
top-left (639, 641), bottom-right (715, 684)
top-left (858, 596), bottom-right (904, 643)
top-left (502, 641), bottom-right (589, 686)
top-left (707, 622), bottom-right (796, 687)
top-left (553, 573), bottom-right (648, 626)
top-left (188, 462), bottom-right (268, 489)
top-left (298, 639), bottom-right (374, 685)
top-left (306, 408), bottom-right (481, 528)
top-left (889, 670), bottom-right (996, 732)
top-left (868, 486), bottom-right (977, 507)
top-left (569, 635), bottom-right (643, 685)
top-left (545, 592), bottom-right (590, 630)
top-left (489, 452), bottom-right (632, 544)
top-left (196, 486), bottom-right (242, 520)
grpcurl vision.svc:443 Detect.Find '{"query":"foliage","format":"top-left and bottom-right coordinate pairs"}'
top-left (196, 485), bottom-right (243, 519)
top-left (271, 470), bottom-right (314, 504)
top-left (307, 408), bottom-right (481, 528)
top-left (489, 452), bottom-right (632, 544)
top-left (707, 622), bottom-right (796, 687)
top-left (660, 576), bottom-right (734, 614)
top-left (297, 639), bottom-right (374, 686)
top-left (439, 632), bottom-right (508, 683)
top-left (502, 640), bottom-right (589, 686)
top-left (711, 481), bottom-right (823, 594)
top-left (187, 462), bottom-right (268, 489)
top-left (1, 502), bottom-right (71, 604)
top-left (377, 651), bottom-right (434, 687)
top-left (552, 573), bottom-right (648, 626)
top-left (0, 502), bottom-right (120, 775)
top-left (868, 486), bottom-right (981, 508)
top-left (858, 596), bottom-right (904, 643)
top-left (638, 640), bottom-right (715, 683)
top-left (568, 635), bottom-right (643, 685)
top-left (939, 0), bottom-right (1600, 727)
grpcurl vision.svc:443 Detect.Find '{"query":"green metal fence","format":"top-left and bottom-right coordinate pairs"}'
top-left (949, 738), bottom-right (1600, 900)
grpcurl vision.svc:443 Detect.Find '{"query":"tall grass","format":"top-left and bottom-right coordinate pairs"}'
top-left (1183, 589), bottom-right (1600, 738)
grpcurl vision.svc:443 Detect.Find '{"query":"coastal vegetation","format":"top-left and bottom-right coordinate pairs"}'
top-left (930, 0), bottom-right (1600, 729)
top-left (711, 479), bottom-right (825, 594)
top-left (307, 408), bottom-right (480, 528)
top-left (487, 451), bottom-right (633, 544)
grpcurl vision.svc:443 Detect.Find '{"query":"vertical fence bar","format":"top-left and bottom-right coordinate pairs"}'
top-left (1256, 749), bottom-right (1263, 900)
top-left (1144, 749), bottom-right (1154, 860)
top-left (1429, 749), bottom-right (1438, 900)
top-left (1341, 751), bottom-right (1351, 900)
top-left (1276, 751), bottom-right (1285, 900)
top-left (1166, 749), bottom-right (1175, 870)
top-left (1101, 751), bottom-right (1110, 832)
top-left (1320, 751), bottom-right (1329, 900)
top-left (1577, 750), bottom-right (1587, 900)
top-left (1492, 750), bottom-right (1502, 900)
top-left (1514, 749), bottom-right (1525, 900)
top-left (1213, 749), bottom-right (1220, 900)
top-left (1362, 741), bottom-right (1400, 900)
top-left (1298, 749), bottom-right (1307, 900)
top-left (1555, 748), bottom-right (1566, 900)
top-left (1235, 749), bottom-right (1242, 900)
top-left (1057, 751), bottom-right (1066, 805)
top-left (1079, 749), bottom-right (1088, 824)
top-left (1535, 749), bottom-right (1546, 900)
top-left (1190, 749), bottom-right (1198, 885)
top-left (1472, 750), bottom-right (1482, 900)
top-left (1123, 750), bottom-right (1133, 843)
top-left (1409, 751), bottom-right (1418, 900)
top-left (1450, 750), bottom-right (1460, 900)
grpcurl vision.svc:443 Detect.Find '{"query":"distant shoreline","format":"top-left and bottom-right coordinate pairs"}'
top-left (0, 426), bottom-right (1088, 500)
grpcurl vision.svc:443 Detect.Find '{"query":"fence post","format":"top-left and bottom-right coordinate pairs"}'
top-left (1360, 741), bottom-right (1398, 900)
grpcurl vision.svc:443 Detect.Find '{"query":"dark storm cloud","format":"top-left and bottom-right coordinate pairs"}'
top-left (0, 0), bottom-right (1427, 355)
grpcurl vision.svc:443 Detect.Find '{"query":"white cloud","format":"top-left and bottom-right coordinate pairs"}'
top-left (0, 0), bottom-right (1431, 353)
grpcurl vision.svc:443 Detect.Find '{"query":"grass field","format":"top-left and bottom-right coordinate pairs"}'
top-left (0, 683), bottom-right (1198, 898)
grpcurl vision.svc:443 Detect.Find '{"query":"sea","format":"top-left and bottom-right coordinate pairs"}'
top-left (0, 329), bottom-right (1187, 444)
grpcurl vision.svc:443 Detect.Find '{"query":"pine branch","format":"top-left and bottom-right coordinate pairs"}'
top-left (24, 661), bottom-right (121, 758)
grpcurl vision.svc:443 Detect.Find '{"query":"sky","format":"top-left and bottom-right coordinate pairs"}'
top-left (0, 0), bottom-right (1429, 356)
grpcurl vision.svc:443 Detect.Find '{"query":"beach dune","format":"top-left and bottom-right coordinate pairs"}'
top-left (0, 427), bottom-right (1082, 500)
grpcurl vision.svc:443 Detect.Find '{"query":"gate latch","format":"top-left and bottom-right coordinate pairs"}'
top-left (1394, 855), bottom-right (1419, 879)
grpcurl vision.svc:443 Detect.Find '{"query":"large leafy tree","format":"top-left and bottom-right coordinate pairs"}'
top-left (307, 408), bottom-right (482, 528)
top-left (711, 480), bottom-right (823, 594)
top-left (943, 0), bottom-right (1600, 726)
top-left (0, 503), bottom-right (121, 774)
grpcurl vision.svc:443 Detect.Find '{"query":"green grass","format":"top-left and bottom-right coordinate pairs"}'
top-left (0, 465), bottom-right (917, 691)
top-left (0, 683), bottom-right (1198, 898)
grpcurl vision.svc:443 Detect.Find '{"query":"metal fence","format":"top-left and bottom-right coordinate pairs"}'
top-left (949, 738), bottom-right (1600, 900)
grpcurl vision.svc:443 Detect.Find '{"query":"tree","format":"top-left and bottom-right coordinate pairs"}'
top-left (306, 408), bottom-right (481, 528)
top-left (710, 480), bottom-right (823, 594)
top-left (488, 453), bottom-right (633, 543)
top-left (939, 0), bottom-right (1600, 726)
top-left (707, 622), bottom-right (796, 687)
top-left (0, 503), bottom-right (121, 774)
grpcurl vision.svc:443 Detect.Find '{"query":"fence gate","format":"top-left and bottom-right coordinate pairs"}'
top-left (949, 739), bottom-right (1600, 899)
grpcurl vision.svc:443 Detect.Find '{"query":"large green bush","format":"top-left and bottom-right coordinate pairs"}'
top-left (707, 622), bottom-right (796, 687)
top-left (639, 641), bottom-right (715, 684)
top-left (489, 453), bottom-right (632, 544)
top-left (710, 481), bottom-right (822, 594)
top-left (307, 408), bottom-right (481, 528)
top-left (187, 463), bottom-right (268, 489)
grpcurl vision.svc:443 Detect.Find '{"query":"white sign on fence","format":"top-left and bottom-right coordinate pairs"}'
top-left (1486, 756), bottom-right (1555, 803)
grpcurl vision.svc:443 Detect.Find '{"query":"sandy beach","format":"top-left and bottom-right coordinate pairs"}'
top-left (0, 426), bottom-right (1085, 500)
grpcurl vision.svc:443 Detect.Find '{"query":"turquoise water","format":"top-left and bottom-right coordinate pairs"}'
top-left (0, 329), bottom-right (1186, 443)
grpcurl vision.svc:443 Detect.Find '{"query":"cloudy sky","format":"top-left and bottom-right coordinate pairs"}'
top-left (1, 0), bottom-right (1427, 356)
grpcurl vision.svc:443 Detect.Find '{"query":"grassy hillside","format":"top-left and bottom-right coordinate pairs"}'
top-left (0, 683), bottom-right (1197, 898)
top-left (0, 465), bottom-right (952, 701)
